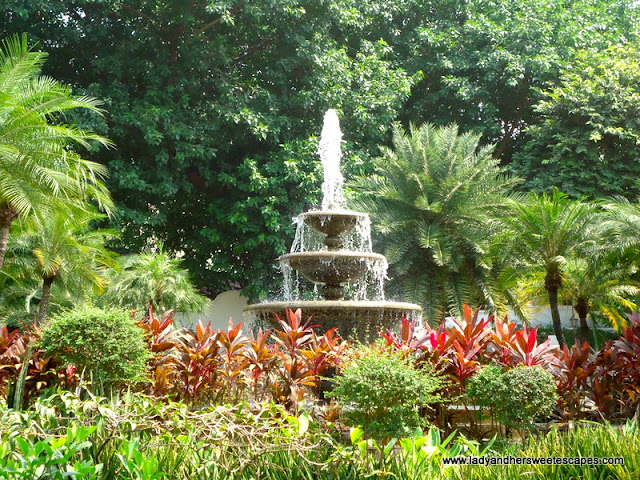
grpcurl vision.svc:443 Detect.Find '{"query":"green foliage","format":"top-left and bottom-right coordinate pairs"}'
top-left (398, 0), bottom-right (640, 163)
top-left (1, 205), bottom-right (118, 325)
top-left (0, 33), bottom-right (113, 269)
top-left (329, 343), bottom-right (446, 442)
top-left (39, 306), bottom-right (151, 389)
top-left (513, 44), bottom-right (640, 198)
top-left (468, 365), bottom-right (557, 430)
top-left (497, 190), bottom-right (601, 346)
top-left (465, 365), bottom-right (503, 412)
top-left (100, 247), bottom-right (208, 314)
top-left (0, 391), bottom-right (493, 480)
top-left (348, 425), bottom-right (494, 478)
top-left (352, 122), bottom-right (520, 321)
top-left (0, 1), bottom-right (415, 300)
top-left (0, 425), bottom-right (101, 479)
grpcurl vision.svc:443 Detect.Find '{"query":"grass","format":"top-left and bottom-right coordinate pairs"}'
top-left (458, 421), bottom-right (640, 480)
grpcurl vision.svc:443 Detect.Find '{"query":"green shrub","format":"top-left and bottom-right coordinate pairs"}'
top-left (39, 306), bottom-right (151, 389)
top-left (468, 365), bottom-right (557, 430)
top-left (329, 343), bottom-right (447, 442)
top-left (466, 364), bottom-right (504, 412)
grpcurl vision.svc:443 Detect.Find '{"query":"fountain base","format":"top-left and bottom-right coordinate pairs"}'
top-left (244, 300), bottom-right (423, 341)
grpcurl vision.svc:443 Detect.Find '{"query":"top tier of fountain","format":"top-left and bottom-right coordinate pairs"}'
top-left (278, 110), bottom-right (386, 301)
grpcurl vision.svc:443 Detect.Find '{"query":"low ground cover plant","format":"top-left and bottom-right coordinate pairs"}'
top-left (458, 421), bottom-right (640, 480)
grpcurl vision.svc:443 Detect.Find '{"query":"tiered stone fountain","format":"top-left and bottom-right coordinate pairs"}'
top-left (244, 110), bottom-right (422, 339)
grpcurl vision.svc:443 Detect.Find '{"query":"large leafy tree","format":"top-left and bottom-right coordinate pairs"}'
top-left (396, 0), bottom-right (639, 163)
top-left (351, 123), bottom-right (520, 323)
top-left (0, 33), bottom-right (113, 269)
top-left (1, 1), bottom-right (415, 300)
top-left (512, 44), bottom-right (640, 198)
top-left (499, 191), bottom-right (600, 347)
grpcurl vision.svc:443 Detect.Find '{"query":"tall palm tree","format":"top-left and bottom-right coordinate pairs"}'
top-left (11, 204), bottom-right (118, 323)
top-left (351, 123), bottom-right (521, 323)
top-left (100, 246), bottom-right (209, 314)
top-left (499, 191), bottom-right (600, 347)
top-left (0, 33), bottom-right (113, 269)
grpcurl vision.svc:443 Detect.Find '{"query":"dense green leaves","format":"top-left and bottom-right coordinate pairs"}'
top-left (352, 123), bottom-right (519, 322)
top-left (513, 44), bottom-right (640, 198)
top-left (467, 365), bottom-right (558, 430)
top-left (398, 0), bottom-right (639, 162)
top-left (0, 0), bottom-right (415, 299)
top-left (39, 306), bottom-right (152, 389)
top-left (329, 343), bottom-right (446, 442)
top-left (3, 0), bottom-right (640, 309)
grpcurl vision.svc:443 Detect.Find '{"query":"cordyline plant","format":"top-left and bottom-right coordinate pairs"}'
top-left (547, 312), bottom-right (640, 421)
top-left (0, 322), bottom-right (65, 409)
top-left (133, 307), bottom-right (348, 410)
top-left (271, 309), bottom-right (348, 410)
top-left (136, 303), bottom-right (180, 397)
top-left (550, 340), bottom-right (595, 420)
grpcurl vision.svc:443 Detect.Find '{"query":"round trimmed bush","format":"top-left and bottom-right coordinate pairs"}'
top-left (468, 365), bottom-right (557, 429)
top-left (39, 306), bottom-right (151, 389)
top-left (329, 344), bottom-right (446, 441)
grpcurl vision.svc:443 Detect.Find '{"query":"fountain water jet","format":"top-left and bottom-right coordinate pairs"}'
top-left (244, 109), bottom-right (422, 339)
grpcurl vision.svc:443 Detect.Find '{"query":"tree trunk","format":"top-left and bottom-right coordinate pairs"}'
top-left (37, 276), bottom-right (55, 324)
top-left (575, 297), bottom-right (590, 345)
top-left (548, 286), bottom-right (566, 348)
top-left (0, 207), bottom-right (19, 270)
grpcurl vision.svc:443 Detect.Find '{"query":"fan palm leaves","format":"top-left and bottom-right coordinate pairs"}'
top-left (351, 123), bottom-right (520, 323)
top-left (100, 247), bottom-right (209, 314)
top-left (0, 33), bottom-right (113, 269)
top-left (498, 190), bottom-right (601, 347)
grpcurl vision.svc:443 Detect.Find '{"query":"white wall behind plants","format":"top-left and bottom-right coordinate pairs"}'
top-left (175, 290), bottom-right (248, 331)
top-left (445, 305), bottom-right (577, 328)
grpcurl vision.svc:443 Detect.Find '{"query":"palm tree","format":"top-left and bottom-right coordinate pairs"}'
top-left (499, 191), bottom-right (600, 347)
top-left (0, 33), bottom-right (113, 269)
top-left (11, 204), bottom-right (117, 323)
top-left (517, 255), bottom-right (638, 342)
top-left (601, 196), bottom-right (640, 253)
top-left (563, 256), bottom-right (638, 340)
top-left (351, 123), bottom-right (520, 323)
top-left (100, 246), bottom-right (209, 314)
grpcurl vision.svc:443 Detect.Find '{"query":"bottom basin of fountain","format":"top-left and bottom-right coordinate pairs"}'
top-left (244, 300), bottom-right (423, 341)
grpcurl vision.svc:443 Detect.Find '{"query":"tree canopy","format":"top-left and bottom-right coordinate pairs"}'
top-left (0, 0), bottom-right (418, 299)
top-left (3, 0), bottom-right (640, 302)
top-left (512, 44), bottom-right (640, 198)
